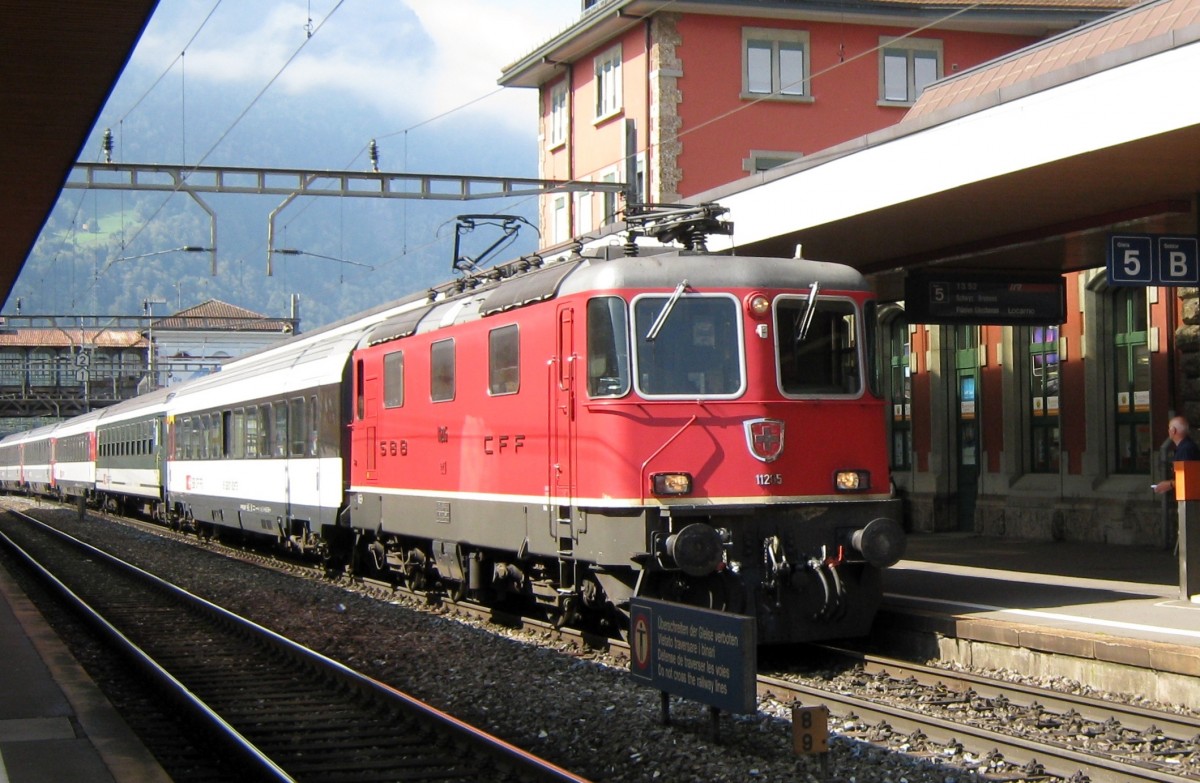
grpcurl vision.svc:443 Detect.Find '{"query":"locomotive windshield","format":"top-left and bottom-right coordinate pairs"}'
top-left (632, 293), bottom-right (744, 397)
top-left (776, 295), bottom-right (862, 396)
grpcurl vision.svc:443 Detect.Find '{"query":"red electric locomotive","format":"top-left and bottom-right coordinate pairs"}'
top-left (347, 206), bottom-right (904, 644)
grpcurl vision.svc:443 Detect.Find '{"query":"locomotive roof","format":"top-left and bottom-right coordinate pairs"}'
top-left (362, 250), bottom-right (871, 346)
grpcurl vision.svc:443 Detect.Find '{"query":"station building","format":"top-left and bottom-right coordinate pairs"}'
top-left (0, 300), bottom-right (297, 435)
top-left (502, 0), bottom-right (1200, 549)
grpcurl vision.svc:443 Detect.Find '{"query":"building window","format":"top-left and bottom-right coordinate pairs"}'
top-left (879, 37), bottom-right (941, 105)
top-left (743, 150), bottom-right (803, 174)
top-left (1113, 288), bottom-right (1150, 473)
top-left (431, 339), bottom-right (455, 402)
top-left (549, 81), bottom-right (568, 148)
top-left (887, 317), bottom-right (911, 470)
top-left (489, 325), bottom-right (520, 395)
top-left (601, 171), bottom-right (619, 225)
top-left (743, 28), bottom-right (810, 100)
top-left (594, 44), bottom-right (622, 120)
top-left (574, 190), bottom-right (593, 236)
top-left (383, 350), bottom-right (404, 408)
top-left (553, 195), bottom-right (569, 244)
top-left (1029, 326), bottom-right (1060, 473)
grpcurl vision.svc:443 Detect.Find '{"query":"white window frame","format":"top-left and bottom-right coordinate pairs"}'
top-left (742, 27), bottom-right (812, 102)
top-left (573, 190), bottom-right (593, 236)
top-left (878, 36), bottom-right (942, 106)
top-left (594, 44), bottom-right (623, 121)
top-left (548, 81), bottom-right (568, 149)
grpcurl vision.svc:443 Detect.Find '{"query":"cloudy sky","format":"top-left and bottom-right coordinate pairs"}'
top-left (98, 0), bottom-right (581, 168)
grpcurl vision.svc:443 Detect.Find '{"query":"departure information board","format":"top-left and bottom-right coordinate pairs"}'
top-left (904, 272), bottom-right (1066, 325)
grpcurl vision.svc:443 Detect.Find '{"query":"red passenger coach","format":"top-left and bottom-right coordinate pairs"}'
top-left (348, 206), bottom-right (905, 645)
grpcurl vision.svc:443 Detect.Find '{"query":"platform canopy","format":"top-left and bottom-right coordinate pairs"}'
top-left (0, 1), bottom-right (160, 306)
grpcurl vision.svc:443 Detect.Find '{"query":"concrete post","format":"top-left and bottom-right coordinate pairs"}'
top-left (1175, 461), bottom-right (1200, 601)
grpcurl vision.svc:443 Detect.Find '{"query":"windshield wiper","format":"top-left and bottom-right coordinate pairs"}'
top-left (646, 279), bottom-right (689, 341)
top-left (796, 281), bottom-right (820, 343)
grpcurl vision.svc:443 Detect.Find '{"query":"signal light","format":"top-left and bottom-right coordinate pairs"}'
top-left (746, 293), bottom-right (771, 317)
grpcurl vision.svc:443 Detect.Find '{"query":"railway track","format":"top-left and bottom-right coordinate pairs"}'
top-left (0, 507), bottom-right (591, 783)
top-left (12, 498), bottom-right (1200, 782)
top-left (759, 648), bottom-right (1200, 783)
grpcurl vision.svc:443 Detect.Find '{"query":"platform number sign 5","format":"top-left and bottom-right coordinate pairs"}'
top-left (1108, 234), bottom-right (1199, 286)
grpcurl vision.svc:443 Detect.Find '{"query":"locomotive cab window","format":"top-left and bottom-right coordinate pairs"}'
top-left (488, 325), bottom-right (520, 396)
top-left (776, 295), bottom-right (862, 396)
top-left (632, 293), bottom-right (744, 398)
top-left (587, 297), bottom-right (631, 398)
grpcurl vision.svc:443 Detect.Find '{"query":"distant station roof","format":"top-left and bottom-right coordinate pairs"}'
top-left (152, 300), bottom-right (296, 333)
top-left (0, 329), bottom-right (145, 349)
top-left (0, 1), bottom-right (161, 306)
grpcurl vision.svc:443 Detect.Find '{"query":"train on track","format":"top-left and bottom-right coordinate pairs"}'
top-left (0, 204), bottom-right (904, 644)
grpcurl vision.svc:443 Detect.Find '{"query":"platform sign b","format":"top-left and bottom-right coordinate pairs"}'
top-left (1108, 234), bottom-right (1199, 286)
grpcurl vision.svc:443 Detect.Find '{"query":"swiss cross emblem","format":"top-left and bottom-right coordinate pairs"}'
top-left (745, 418), bottom-right (785, 463)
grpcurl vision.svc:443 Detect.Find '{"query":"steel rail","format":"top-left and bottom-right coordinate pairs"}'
top-left (0, 508), bottom-right (594, 783)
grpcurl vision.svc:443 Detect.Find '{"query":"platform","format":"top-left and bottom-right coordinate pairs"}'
top-left (0, 563), bottom-right (169, 783)
top-left (878, 532), bottom-right (1200, 703)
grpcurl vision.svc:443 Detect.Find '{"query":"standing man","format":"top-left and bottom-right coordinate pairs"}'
top-left (1154, 416), bottom-right (1200, 496)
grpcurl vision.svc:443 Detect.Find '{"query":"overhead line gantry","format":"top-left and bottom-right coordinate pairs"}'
top-left (66, 162), bottom-right (628, 275)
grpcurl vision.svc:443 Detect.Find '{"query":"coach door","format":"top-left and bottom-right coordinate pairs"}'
top-left (551, 306), bottom-right (577, 505)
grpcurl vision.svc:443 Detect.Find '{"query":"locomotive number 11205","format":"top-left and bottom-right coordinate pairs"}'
top-left (756, 473), bottom-right (783, 486)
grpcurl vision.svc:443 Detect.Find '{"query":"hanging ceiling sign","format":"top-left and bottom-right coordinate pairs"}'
top-left (1108, 234), bottom-right (1199, 286)
top-left (904, 271), bottom-right (1066, 325)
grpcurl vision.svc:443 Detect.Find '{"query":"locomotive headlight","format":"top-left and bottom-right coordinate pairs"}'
top-left (652, 472), bottom-right (693, 495)
top-left (834, 470), bottom-right (870, 492)
top-left (746, 293), bottom-right (771, 317)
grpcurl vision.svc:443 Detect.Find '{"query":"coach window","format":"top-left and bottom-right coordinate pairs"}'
top-left (431, 339), bottom-right (455, 402)
top-left (1114, 288), bottom-right (1151, 473)
top-left (586, 297), bottom-right (630, 397)
top-left (384, 351), bottom-right (404, 408)
top-left (272, 402), bottom-right (287, 457)
top-left (308, 395), bottom-right (319, 457)
top-left (256, 406), bottom-right (271, 457)
top-left (289, 398), bottom-right (306, 455)
top-left (1029, 326), bottom-right (1061, 473)
top-left (228, 408), bottom-right (246, 459)
top-left (245, 405), bottom-right (260, 458)
top-left (189, 417), bottom-right (201, 460)
top-left (489, 325), bottom-right (520, 395)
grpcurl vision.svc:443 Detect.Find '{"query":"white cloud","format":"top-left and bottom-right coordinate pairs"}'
top-left (125, 0), bottom-right (579, 135)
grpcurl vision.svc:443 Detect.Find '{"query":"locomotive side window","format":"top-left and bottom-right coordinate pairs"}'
top-left (488, 325), bottom-right (520, 396)
top-left (586, 297), bottom-right (630, 398)
top-left (632, 294), bottom-right (743, 398)
top-left (383, 351), bottom-right (404, 408)
top-left (431, 339), bottom-right (455, 402)
top-left (775, 296), bottom-right (862, 396)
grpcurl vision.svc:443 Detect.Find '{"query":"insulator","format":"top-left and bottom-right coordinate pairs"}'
top-left (368, 139), bottom-right (379, 172)
top-left (102, 128), bottom-right (113, 163)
